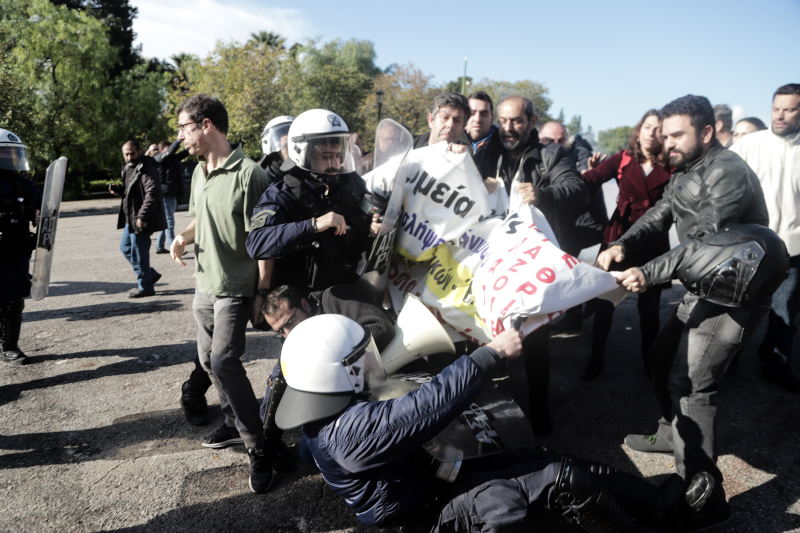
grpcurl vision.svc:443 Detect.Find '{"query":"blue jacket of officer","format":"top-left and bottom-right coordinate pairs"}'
top-left (302, 347), bottom-right (499, 526)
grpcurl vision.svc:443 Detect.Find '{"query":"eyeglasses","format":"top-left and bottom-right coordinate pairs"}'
top-left (276, 308), bottom-right (298, 337)
top-left (177, 121), bottom-right (198, 133)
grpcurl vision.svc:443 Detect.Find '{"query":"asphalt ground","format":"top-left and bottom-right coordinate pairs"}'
top-left (0, 201), bottom-right (798, 532)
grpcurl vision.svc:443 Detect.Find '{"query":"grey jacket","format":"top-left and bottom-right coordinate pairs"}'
top-left (613, 141), bottom-right (768, 287)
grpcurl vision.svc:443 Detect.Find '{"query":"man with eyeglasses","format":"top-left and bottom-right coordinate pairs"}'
top-left (169, 94), bottom-right (273, 494)
top-left (258, 283), bottom-right (395, 474)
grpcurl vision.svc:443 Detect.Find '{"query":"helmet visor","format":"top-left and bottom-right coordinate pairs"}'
top-left (262, 123), bottom-right (292, 160)
top-left (302, 133), bottom-right (357, 175)
top-left (0, 145), bottom-right (31, 171)
top-left (341, 330), bottom-right (386, 394)
top-left (699, 243), bottom-right (764, 306)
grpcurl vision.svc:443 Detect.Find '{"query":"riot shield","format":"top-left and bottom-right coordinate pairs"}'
top-left (31, 157), bottom-right (68, 301)
top-left (355, 120), bottom-right (414, 304)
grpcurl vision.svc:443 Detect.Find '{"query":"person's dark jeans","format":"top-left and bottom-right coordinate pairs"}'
top-left (523, 325), bottom-right (550, 411)
top-left (647, 293), bottom-right (771, 491)
top-left (120, 223), bottom-right (158, 290)
top-left (157, 196), bottom-right (177, 251)
top-left (758, 254), bottom-right (800, 374)
top-left (592, 288), bottom-right (663, 367)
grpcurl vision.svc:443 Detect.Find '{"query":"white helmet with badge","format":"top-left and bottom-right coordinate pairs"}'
top-left (261, 115), bottom-right (295, 159)
top-left (287, 109), bottom-right (357, 175)
top-left (275, 314), bottom-right (386, 429)
top-left (0, 129), bottom-right (31, 172)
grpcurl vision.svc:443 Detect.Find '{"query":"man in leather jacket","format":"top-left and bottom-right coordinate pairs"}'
top-left (596, 95), bottom-right (770, 532)
top-left (474, 95), bottom-right (590, 438)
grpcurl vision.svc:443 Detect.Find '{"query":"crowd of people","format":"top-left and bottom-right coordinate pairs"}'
top-left (1, 81), bottom-right (798, 533)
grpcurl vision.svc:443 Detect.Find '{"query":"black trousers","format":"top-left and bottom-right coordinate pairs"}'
top-left (522, 325), bottom-right (550, 411)
top-left (591, 288), bottom-right (663, 362)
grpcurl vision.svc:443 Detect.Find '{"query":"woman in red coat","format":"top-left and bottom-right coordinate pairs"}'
top-left (580, 109), bottom-right (672, 381)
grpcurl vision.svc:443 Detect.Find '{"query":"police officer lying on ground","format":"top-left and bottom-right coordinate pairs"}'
top-left (0, 129), bottom-right (42, 366)
top-left (257, 284), bottom-right (395, 473)
top-left (275, 315), bottom-right (714, 533)
top-left (245, 109), bottom-right (380, 301)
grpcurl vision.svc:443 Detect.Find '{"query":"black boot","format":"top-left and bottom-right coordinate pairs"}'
top-left (1, 298), bottom-right (27, 365)
top-left (263, 372), bottom-right (294, 473)
top-left (181, 378), bottom-right (209, 426)
top-left (555, 456), bottom-right (640, 532)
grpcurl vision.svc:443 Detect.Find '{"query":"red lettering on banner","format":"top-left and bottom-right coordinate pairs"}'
top-left (508, 257), bottom-right (527, 273)
top-left (536, 268), bottom-right (556, 284)
top-left (516, 282), bottom-right (537, 295)
top-left (482, 285), bottom-right (486, 305)
top-left (523, 246), bottom-right (541, 260)
top-left (561, 253), bottom-right (580, 269)
top-left (508, 238), bottom-right (527, 253)
top-left (547, 312), bottom-right (557, 321)
top-left (500, 299), bottom-right (515, 316)
top-left (491, 319), bottom-right (506, 336)
top-left (493, 276), bottom-right (508, 290)
top-left (541, 238), bottom-right (550, 242)
top-left (490, 297), bottom-right (495, 312)
top-left (388, 263), bottom-right (398, 279)
top-left (488, 258), bottom-right (503, 274)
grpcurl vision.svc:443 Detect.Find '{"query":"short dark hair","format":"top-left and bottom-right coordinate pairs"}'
top-left (262, 285), bottom-right (304, 317)
top-left (713, 105), bottom-right (733, 132)
top-left (498, 95), bottom-right (537, 121)
top-left (468, 90), bottom-right (494, 113)
top-left (774, 83), bottom-right (800, 99)
top-left (177, 93), bottom-right (229, 134)
top-left (157, 140), bottom-right (171, 150)
top-left (738, 117), bottom-right (768, 131)
top-left (123, 139), bottom-right (141, 151)
top-left (430, 92), bottom-right (469, 119)
top-left (661, 95), bottom-right (715, 137)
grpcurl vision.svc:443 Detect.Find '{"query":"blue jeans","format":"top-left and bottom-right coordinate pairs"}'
top-left (120, 223), bottom-right (158, 290)
top-left (157, 195), bottom-right (177, 251)
top-left (648, 292), bottom-right (771, 496)
top-left (758, 254), bottom-right (800, 373)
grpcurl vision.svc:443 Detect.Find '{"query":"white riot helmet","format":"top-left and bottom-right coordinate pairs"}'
top-left (287, 109), bottom-right (357, 175)
top-left (275, 314), bottom-right (386, 429)
top-left (0, 129), bottom-right (31, 172)
top-left (261, 115), bottom-right (294, 159)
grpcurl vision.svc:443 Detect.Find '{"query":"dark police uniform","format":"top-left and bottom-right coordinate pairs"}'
top-left (245, 164), bottom-right (372, 292)
top-left (0, 170), bottom-right (42, 364)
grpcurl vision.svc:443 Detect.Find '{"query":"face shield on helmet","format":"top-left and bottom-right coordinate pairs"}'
top-left (261, 116), bottom-right (294, 160)
top-left (287, 110), bottom-right (357, 176)
top-left (275, 314), bottom-right (387, 429)
top-left (694, 242), bottom-right (764, 306)
top-left (0, 129), bottom-right (31, 172)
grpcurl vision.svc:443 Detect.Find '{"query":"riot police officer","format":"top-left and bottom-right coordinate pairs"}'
top-left (246, 109), bottom-right (379, 292)
top-left (0, 129), bottom-right (42, 365)
top-left (258, 115), bottom-right (294, 182)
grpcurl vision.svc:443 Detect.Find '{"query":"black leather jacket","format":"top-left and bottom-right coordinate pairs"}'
top-left (613, 141), bottom-right (768, 287)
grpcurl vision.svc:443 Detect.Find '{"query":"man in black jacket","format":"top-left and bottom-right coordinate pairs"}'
top-left (596, 95), bottom-right (770, 532)
top-left (474, 96), bottom-right (590, 438)
top-left (412, 92), bottom-right (474, 153)
top-left (153, 139), bottom-right (188, 254)
top-left (109, 140), bottom-right (167, 298)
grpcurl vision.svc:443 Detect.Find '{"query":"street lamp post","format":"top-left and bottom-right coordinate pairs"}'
top-left (376, 90), bottom-right (384, 122)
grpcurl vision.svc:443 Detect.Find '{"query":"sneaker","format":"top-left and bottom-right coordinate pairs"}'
top-left (247, 448), bottom-right (274, 493)
top-left (180, 381), bottom-right (209, 426)
top-left (129, 289), bottom-right (155, 298)
top-left (267, 439), bottom-right (295, 473)
top-left (624, 433), bottom-right (674, 457)
top-left (201, 423), bottom-right (244, 449)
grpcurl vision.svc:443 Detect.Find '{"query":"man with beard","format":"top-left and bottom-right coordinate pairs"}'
top-left (731, 83), bottom-right (800, 394)
top-left (596, 95), bottom-right (770, 531)
top-left (474, 95), bottom-right (589, 437)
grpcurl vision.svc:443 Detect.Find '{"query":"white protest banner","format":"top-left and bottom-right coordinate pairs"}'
top-left (396, 142), bottom-right (492, 263)
top-left (473, 206), bottom-right (625, 338)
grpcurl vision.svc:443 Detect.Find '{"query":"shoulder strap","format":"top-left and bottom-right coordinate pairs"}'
top-left (283, 174), bottom-right (323, 218)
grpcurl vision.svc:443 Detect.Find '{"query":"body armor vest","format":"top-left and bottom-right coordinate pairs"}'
top-left (0, 174), bottom-right (34, 259)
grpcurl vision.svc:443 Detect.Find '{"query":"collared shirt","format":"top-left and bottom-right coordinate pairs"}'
top-left (188, 146), bottom-right (269, 297)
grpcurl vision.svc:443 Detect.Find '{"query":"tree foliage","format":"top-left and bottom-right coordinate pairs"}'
top-left (597, 126), bottom-right (633, 155)
top-left (358, 63), bottom-right (441, 151)
top-left (1, 0), bottom-right (171, 192)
